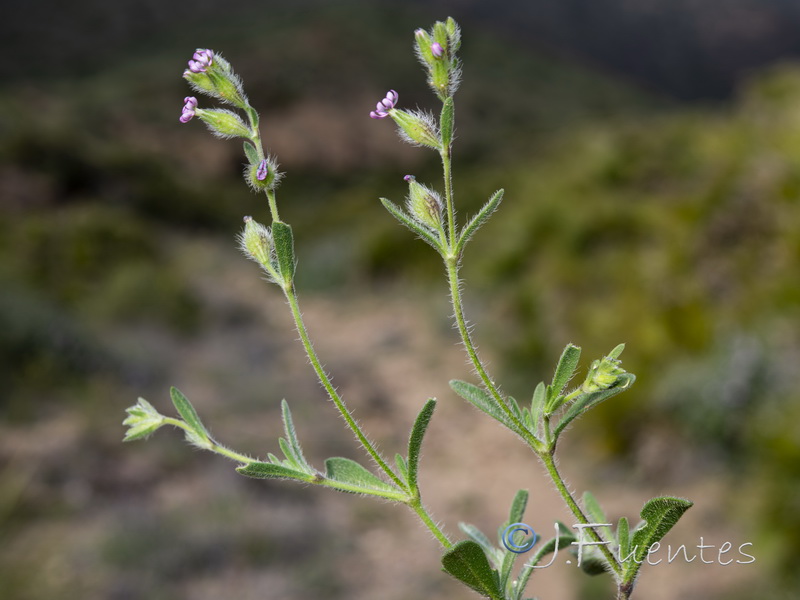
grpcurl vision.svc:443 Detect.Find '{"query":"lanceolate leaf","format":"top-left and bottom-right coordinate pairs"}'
top-left (458, 189), bottom-right (504, 250)
top-left (530, 382), bottom-right (546, 436)
top-left (324, 457), bottom-right (402, 496)
top-left (552, 343), bottom-right (581, 394)
top-left (449, 380), bottom-right (517, 431)
top-left (281, 399), bottom-right (312, 472)
top-left (624, 496), bottom-right (693, 582)
top-left (278, 437), bottom-right (303, 471)
top-left (507, 489), bottom-right (529, 527)
top-left (271, 221), bottom-right (296, 284)
top-left (380, 197), bottom-right (444, 251)
top-left (582, 491), bottom-right (613, 542)
top-left (441, 96), bottom-right (454, 148)
top-left (170, 387), bottom-right (211, 443)
top-left (237, 461), bottom-right (317, 483)
top-left (394, 453), bottom-right (409, 482)
top-left (243, 140), bottom-right (260, 165)
top-left (441, 540), bottom-right (504, 600)
top-left (617, 517), bottom-right (630, 563)
top-left (407, 399), bottom-right (436, 490)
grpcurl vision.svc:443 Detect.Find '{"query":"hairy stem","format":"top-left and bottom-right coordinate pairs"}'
top-left (163, 417), bottom-right (255, 464)
top-left (445, 257), bottom-right (537, 445)
top-left (540, 450), bottom-right (622, 576)
top-left (283, 278), bottom-right (452, 549)
top-left (441, 147), bottom-right (456, 245)
top-left (410, 498), bottom-right (453, 548)
top-left (282, 282), bottom-right (405, 490)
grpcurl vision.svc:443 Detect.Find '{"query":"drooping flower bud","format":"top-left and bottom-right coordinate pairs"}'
top-left (182, 48), bottom-right (248, 108)
top-left (187, 48), bottom-right (214, 73)
top-left (180, 96), bottom-right (198, 123)
top-left (369, 90), bottom-right (398, 119)
top-left (405, 175), bottom-right (443, 230)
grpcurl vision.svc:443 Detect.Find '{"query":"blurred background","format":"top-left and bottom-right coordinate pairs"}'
top-left (2, 0), bottom-right (799, 598)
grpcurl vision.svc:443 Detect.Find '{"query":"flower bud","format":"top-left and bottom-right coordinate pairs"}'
top-left (256, 158), bottom-right (269, 181)
top-left (239, 216), bottom-right (273, 270)
top-left (413, 20), bottom-right (462, 99)
top-left (245, 155), bottom-right (281, 191)
top-left (369, 90), bottom-right (398, 119)
top-left (390, 109), bottom-right (441, 149)
top-left (179, 96), bottom-right (198, 123)
top-left (123, 398), bottom-right (166, 442)
top-left (195, 108), bottom-right (251, 139)
top-left (405, 175), bottom-right (443, 229)
top-left (182, 48), bottom-right (248, 108)
top-left (582, 344), bottom-right (627, 393)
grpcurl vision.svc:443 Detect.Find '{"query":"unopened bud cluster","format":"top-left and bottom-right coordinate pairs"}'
top-left (179, 48), bottom-right (282, 192)
top-left (582, 344), bottom-right (628, 393)
top-left (414, 17), bottom-right (462, 100)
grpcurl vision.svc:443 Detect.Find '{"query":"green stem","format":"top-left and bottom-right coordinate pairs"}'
top-left (445, 257), bottom-right (537, 447)
top-left (266, 189), bottom-right (280, 224)
top-left (441, 148), bottom-right (456, 246)
top-left (410, 498), bottom-right (452, 548)
top-left (282, 282), bottom-right (406, 491)
top-left (163, 417), bottom-right (255, 465)
top-left (540, 451), bottom-right (622, 576)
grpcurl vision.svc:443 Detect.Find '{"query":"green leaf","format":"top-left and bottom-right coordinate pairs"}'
top-left (441, 96), bottom-right (454, 148)
top-left (552, 343), bottom-right (581, 394)
top-left (617, 517), bottom-right (630, 563)
top-left (449, 380), bottom-right (513, 429)
top-left (608, 343), bottom-right (625, 360)
top-left (243, 140), bottom-right (260, 164)
top-left (278, 437), bottom-right (303, 471)
top-left (459, 523), bottom-right (502, 567)
top-left (458, 189), bottom-right (504, 250)
top-left (236, 461), bottom-right (317, 483)
top-left (170, 387), bottom-right (211, 443)
top-left (507, 489), bottom-right (529, 527)
top-left (271, 221), bottom-right (296, 284)
top-left (497, 489), bottom-right (530, 593)
top-left (394, 453), bottom-right (408, 482)
top-left (506, 396), bottom-right (523, 422)
top-left (624, 496), bottom-right (693, 582)
top-left (553, 373), bottom-right (635, 438)
top-left (407, 399), bottom-right (436, 490)
top-left (441, 540), bottom-right (504, 600)
top-left (530, 382), bottom-right (546, 435)
top-left (380, 197), bottom-right (444, 252)
top-left (324, 457), bottom-right (400, 495)
top-left (582, 491), bottom-right (613, 542)
top-left (281, 400), bottom-right (312, 472)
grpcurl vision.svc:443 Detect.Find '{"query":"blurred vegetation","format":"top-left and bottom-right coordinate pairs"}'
top-left (2, 2), bottom-right (800, 598)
